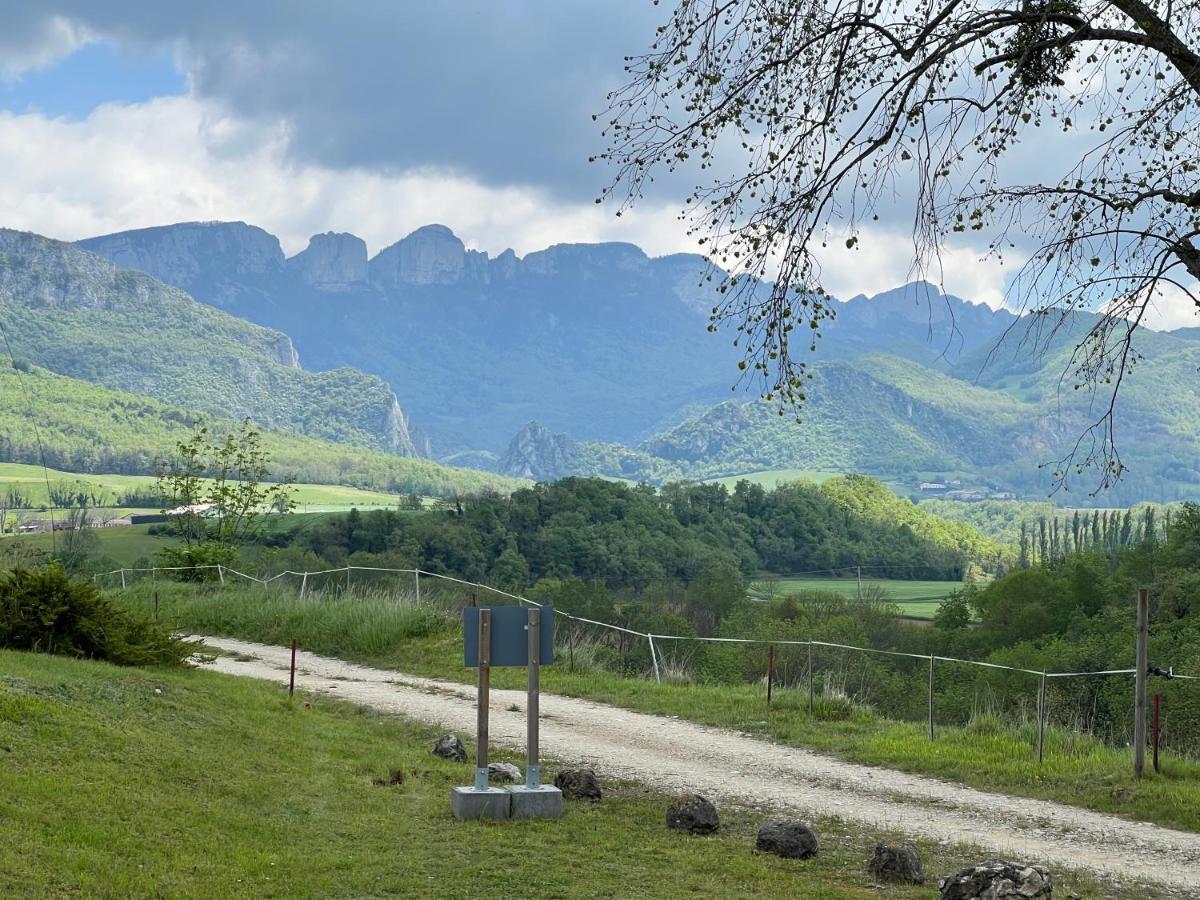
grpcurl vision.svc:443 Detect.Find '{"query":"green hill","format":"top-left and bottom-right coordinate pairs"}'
top-left (0, 229), bottom-right (425, 457)
top-left (0, 361), bottom-right (522, 498)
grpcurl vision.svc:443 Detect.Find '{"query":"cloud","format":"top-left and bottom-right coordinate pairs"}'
top-left (4, 3), bottom-right (668, 201)
top-left (0, 96), bottom-right (691, 260)
top-left (0, 15), bottom-right (93, 80)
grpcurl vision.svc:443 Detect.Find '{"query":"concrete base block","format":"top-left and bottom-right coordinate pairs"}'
top-left (508, 784), bottom-right (564, 820)
top-left (451, 786), bottom-right (512, 820)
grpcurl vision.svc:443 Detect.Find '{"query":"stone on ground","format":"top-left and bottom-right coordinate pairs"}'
top-left (665, 793), bottom-right (719, 835)
top-left (431, 733), bottom-right (467, 763)
top-left (868, 844), bottom-right (923, 884)
top-left (554, 768), bottom-right (602, 800)
top-left (755, 821), bottom-right (819, 859)
top-left (938, 860), bottom-right (1052, 899)
top-left (487, 761), bottom-right (522, 783)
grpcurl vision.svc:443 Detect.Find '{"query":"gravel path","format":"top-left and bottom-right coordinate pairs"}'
top-left (199, 636), bottom-right (1200, 895)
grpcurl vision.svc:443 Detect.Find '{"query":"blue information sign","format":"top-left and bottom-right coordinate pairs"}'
top-left (464, 606), bottom-right (555, 667)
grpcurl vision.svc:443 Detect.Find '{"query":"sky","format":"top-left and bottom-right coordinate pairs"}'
top-left (0, 2), bottom-right (1192, 327)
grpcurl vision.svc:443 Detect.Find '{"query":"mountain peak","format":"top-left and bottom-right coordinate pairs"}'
top-left (499, 422), bottom-right (577, 481)
top-left (369, 224), bottom-right (486, 287)
top-left (287, 232), bottom-right (368, 290)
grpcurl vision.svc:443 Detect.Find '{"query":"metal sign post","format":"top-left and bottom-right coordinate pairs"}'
top-left (451, 605), bottom-right (561, 821)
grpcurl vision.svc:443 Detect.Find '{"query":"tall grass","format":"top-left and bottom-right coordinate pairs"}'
top-left (118, 582), bottom-right (452, 661)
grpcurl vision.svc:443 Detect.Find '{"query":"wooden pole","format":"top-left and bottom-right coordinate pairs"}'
top-left (1037, 671), bottom-right (1047, 764)
top-left (1135, 588), bottom-right (1149, 777)
top-left (475, 609), bottom-right (491, 790)
top-left (526, 607), bottom-right (541, 788)
top-left (856, 566), bottom-right (862, 600)
top-left (928, 654), bottom-right (936, 741)
top-left (767, 644), bottom-right (775, 706)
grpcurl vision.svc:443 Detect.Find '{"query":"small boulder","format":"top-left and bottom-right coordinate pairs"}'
top-left (431, 733), bottom-right (467, 763)
top-left (755, 821), bottom-right (818, 859)
top-left (869, 844), bottom-right (923, 884)
top-left (666, 793), bottom-right (719, 835)
top-left (488, 761), bottom-right (522, 783)
top-left (554, 768), bottom-right (602, 801)
top-left (939, 860), bottom-right (1052, 899)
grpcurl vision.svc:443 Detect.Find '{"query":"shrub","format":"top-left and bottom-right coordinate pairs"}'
top-left (0, 564), bottom-right (195, 666)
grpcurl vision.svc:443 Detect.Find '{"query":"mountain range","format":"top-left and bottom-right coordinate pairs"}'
top-left (0, 219), bottom-right (1193, 507)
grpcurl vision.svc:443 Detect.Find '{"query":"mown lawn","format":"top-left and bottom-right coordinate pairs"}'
top-left (115, 582), bottom-right (1200, 838)
top-left (0, 649), bottom-right (1122, 899)
top-left (749, 576), bottom-right (966, 619)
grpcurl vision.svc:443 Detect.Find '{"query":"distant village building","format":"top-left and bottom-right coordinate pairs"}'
top-left (919, 482), bottom-right (947, 492)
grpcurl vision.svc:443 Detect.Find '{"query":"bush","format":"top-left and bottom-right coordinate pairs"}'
top-left (0, 564), bottom-right (196, 666)
top-left (155, 542), bottom-right (237, 581)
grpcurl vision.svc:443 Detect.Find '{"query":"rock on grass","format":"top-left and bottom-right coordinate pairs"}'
top-left (431, 734), bottom-right (467, 763)
top-left (755, 821), bottom-right (818, 859)
top-left (666, 793), bottom-right (719, 835)
top-left (554, 768), bottom-right (602, 800)
top-left (868, 844), bottom-right (923, 884)
top-left (938, 860), bottom-right (1051, 899)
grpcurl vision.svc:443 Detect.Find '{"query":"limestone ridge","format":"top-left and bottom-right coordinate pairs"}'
top-left (287, 232), bottom-right (368, 290)
top-left (1, 228), bottom-right (428, 458)
top-left (499, 422), bottom-right (578, 481)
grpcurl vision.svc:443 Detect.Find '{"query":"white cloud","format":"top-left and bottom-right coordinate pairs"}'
top-left (0, 16), bottom-right (93, 80)
top-left (0, 95), bottom-right (692, 261)
top-left (1136, 283), bottom-right (1200, 332)
top-left (0, 93), bottom-right (1018, 311)
top-left (812, 228), bottom-right (1018, 310)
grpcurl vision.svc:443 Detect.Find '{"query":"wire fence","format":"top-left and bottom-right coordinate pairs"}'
top-left (94, 563), bottom-right (1200, 760)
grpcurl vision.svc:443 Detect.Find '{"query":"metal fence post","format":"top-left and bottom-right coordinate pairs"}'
top-left (475, 609), bottom-right (492, 791)
top-left (1037, 671), bottom-right (1047, 763)
top-left (526, 607), bottom-right (541, 788)
top-left (648, 634), bottom-right (662, 684)
top-left (928, 654), bottom-right (935, 741)
top-left (807, 642), bottom-right (814, 716)
top-left (299, 572), bottom-right (308, 601)
top-left (217, 564), bottom-right (225, 586)
top-left (414, 570), bottom-right (421, 604)
top-left (120, 568), bottom-right (126, 590)
top-left (767, 644), bottom-right (775, 706)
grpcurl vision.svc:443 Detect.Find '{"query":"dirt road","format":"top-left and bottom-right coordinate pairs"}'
top-left (199, 636), bottom-right (1200, 895)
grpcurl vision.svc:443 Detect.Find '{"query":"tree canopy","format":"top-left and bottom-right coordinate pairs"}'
top-left (600, 0), bottom-right (1200, 490)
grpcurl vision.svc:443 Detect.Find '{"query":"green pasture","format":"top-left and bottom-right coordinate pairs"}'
top-left (0, 462), bottom-right (415, 513)
top-left (750, 575), bottom-right (966, 619)
top-left (705, 468), bottom-right (845, 489)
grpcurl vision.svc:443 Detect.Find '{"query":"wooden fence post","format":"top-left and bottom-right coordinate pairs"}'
top-left (1135, 588), bottom-right (1149, 777)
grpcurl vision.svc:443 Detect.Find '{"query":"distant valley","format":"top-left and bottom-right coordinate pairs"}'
top-left (75, 220), bottom-right (1200, 506)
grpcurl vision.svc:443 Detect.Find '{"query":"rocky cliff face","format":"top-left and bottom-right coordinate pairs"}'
top-left (369, 224), bottom-right (485, 287)
top-left (499, 422), bottom-right (578, 480)
top-left (78, 221), bottom-right (285, 305)
top-left (287, 232), bottom-right (368, 290)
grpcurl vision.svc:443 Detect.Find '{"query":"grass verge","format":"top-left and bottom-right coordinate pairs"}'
top-left (113, 582), bottom-right (1200, 835)
top-left (0, 649), bottom-right (1128, 899)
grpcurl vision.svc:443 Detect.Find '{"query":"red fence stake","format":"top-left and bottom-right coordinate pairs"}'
top-left (289, 639), bottom-right (298, 698)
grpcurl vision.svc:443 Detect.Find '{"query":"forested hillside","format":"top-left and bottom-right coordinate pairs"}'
top-left (265, 475), bottom-right (1007, 595)
top-left (0, 361), bottom-right (520, 498)
top-left (0, 229), bottom-right (426, 457)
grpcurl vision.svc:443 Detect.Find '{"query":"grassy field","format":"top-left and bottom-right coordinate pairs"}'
top-left (750, 575), bottom-right (966, 619)
top-left (0, 462), bottom-right (414, 514)
top-left (0, 649), bottom-right (1119, 899)
top-left (112, 582), bottom-right (1200, 836)
top-left (705, 468), bottom-right (845, 489)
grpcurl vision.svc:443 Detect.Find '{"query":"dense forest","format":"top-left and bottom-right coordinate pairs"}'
top-left (262, 474), bottom-right (1004, 594)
